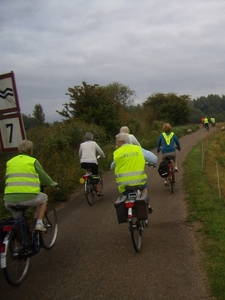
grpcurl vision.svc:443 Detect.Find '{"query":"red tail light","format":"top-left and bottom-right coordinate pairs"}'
top-left (3, 225), bottom-right (13, 232)
top-left (0, 243), bottom-right (5, 253)
top-left (83, 175), bottom-right (89, 180)
top-left (125, 201), bottom-right (135, 208)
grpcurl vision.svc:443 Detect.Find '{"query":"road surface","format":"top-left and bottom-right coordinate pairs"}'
top-left (1, 127), bottom-right (215, 300)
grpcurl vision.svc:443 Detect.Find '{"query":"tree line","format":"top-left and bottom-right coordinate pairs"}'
top-left (23, 82), bottom-right (225, 136)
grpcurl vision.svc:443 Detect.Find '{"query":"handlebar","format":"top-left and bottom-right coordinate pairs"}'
top-left (157, 146), bottom-right (181, 153)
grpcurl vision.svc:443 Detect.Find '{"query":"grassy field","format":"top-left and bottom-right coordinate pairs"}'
top-left (183, 123), bottom-right (225, 299)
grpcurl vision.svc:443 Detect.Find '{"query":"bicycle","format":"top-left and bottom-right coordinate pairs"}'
top-left (163, 155), bottom-right (175, 194)
top-left (204, 123), bottom-right (209, 130)
top-left (81, 155), bottom-right (103, 206)
top-left (158, 149), bottom-right (179, 194)
top-left (0, 187), bottom-right (58, 286)
top-left (114, 185), bottom-right (150, 252)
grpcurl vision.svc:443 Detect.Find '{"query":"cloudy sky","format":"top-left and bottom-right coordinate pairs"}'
top-left (1, 0), bottom-right (225, 122)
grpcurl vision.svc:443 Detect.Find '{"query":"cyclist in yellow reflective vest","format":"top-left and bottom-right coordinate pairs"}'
top-left (112, 132), bottom-right (153, 213)
top-left (157, 123), bottom-right (181, 185)
top-left (4, 140), bottom-right (57, 232)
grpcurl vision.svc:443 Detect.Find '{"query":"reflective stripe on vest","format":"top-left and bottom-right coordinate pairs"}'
top-left (113, 144), bottom-right (147, 193)
top-left (162, 132), bottom-right (174, 145)
top-left (4, 155), bottom-right (40, 194)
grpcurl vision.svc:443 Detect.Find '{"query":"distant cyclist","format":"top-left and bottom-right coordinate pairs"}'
top-left (157, 123), bottom-right (181, 186)
top-left (119, 126), bottom-right (141, 146)
top-left (210, 117), bottom-right (216, 127)
top-left (204, 117), bottom-right (209, 130)
top-left (79, 132), bottom-right (105, 196)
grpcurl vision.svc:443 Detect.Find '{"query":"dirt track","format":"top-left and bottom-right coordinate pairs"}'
top-left (1, 127), bottom-right (215, 300)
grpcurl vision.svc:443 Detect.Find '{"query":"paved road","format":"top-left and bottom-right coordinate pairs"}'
top-left (1, 127), bottom-right (215, 300)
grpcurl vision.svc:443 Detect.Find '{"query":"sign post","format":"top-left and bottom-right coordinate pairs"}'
top-left (0, 71), bottom-right (26, 152)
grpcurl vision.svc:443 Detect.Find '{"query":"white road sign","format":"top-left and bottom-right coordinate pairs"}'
top-left (0, 113), bottom-right (26, 152)
top-left (0, 71), bottom-right (20, 114)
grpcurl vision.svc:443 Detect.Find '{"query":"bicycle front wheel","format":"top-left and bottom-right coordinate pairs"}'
top-left (85, 179), bottom-right (95, 206)
top-left (42, 204), bottom-right (58, 249)
top-left (129, 217), bottom-right (142, 252)
top-left (3, 230), bottom-right (30, 285)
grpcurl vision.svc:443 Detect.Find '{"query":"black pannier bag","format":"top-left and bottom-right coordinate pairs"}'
top-left (134, 193), bottom-right (149, 220)
top-left (158, 161), bottom-right (168, 178)
top-left (89, 174), bottom-right (99, 184)
top-left (114, 196), bottom-right (128, 223)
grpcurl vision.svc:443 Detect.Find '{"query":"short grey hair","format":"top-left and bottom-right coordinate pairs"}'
top-left (120, 126), bottom-right (130, 134)
top-left (85, 132), bottom-right (93, 141)
top-left (115, 132), bottom-right (130, 143)
top-left (18, 140), bottom-right (33, 154)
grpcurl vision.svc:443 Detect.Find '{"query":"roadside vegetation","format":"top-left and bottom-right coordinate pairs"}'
top-left (183, 122), bottom-right (225, 299)
top-left (0, 121), bottom-right (198, 219)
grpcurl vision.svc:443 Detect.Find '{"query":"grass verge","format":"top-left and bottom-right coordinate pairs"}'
top-left (183, 134), bottom-right (225, 299)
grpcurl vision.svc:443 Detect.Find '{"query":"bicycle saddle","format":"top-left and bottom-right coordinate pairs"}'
top-left (9, 205), bottom-right (29, 211)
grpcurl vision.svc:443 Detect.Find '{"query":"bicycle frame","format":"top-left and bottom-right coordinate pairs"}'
top-left (0, 213), bottom-right (41, 267)
top-left (0, 201), bottom-right (58, 285)
top-left (124, 189), bottom-right (147, 252)
top-left (82, 162), bottom-right (103, 206)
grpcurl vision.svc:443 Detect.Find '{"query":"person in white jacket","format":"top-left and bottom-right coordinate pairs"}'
top-left (120, 126), bottom-right (140, 146)
top-left (119, 126), bottom-right (158, 167)
top-left (79, 132), bottom-right (105, 196)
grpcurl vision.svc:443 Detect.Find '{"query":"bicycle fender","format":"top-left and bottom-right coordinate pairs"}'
top-left (0, 232), bottom-right (11, 268)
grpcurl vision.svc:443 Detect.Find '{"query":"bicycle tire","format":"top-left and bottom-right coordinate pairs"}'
top-left (42, 204), bottom-right (58, 249)
top-left (85, 178), bottom-right (95, 206)
top-left (129, 216), bottom-right (142, 252)
top-left (3, 229), bottom-right (30, 285)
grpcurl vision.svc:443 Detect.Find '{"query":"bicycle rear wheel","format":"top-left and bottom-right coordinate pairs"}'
top-left (85, 179), bottom-right (95, 206)
top-left (42, 204), bottom-right (58, 249)
top-left (3, 229), bottom-right (30, 285)
top-left (129, 217), bottom-right (142, 252)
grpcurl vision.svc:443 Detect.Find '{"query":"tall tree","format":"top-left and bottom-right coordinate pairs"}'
top-left (103, 82), bottom-right (136, 109)
top-left (57, 81), bottom-right (122, 136)
top-left (33, 104), bottom-right (45, 126)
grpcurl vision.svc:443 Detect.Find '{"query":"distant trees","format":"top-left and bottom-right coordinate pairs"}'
top-left (192, 94), bottom-right (225, 122)
top-left (22, 113), bottom-right (37, 131)
top-left (143, 93), bottom-right (191, 126)
top-left (33, 103), bottom-right (45, 126)
top-left (22, 104), bottom-right (47, 131)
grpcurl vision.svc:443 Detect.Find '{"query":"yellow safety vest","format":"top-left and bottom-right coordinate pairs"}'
top-left (4, 155), bottom-right (40, 194)
top-left (113, 144), bottom-right (147, 193)
top-left (162, 132), bottom-right (174, 145)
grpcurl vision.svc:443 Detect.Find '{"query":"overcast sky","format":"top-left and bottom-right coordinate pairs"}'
top-left (1, 0), bottom-right (225, 122)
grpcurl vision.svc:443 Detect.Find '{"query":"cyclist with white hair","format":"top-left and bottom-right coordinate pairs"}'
top-left (120, 126), bottom-right (140, 146)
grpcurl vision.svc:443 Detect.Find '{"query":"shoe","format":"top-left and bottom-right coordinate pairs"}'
top-left (148, 206), bottom-right (153, 214)
top-left (96, 191), bottom-right (103, 197)
top-left (174, 167), bottom-right (178, 172)
top-left (164, 180), bottom-right (169, 186)
top-left (35, 223), bottom-right (47, 232)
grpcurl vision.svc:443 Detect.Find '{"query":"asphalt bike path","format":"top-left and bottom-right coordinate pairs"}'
top-left (1, 127), bottom-right (215, 300)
